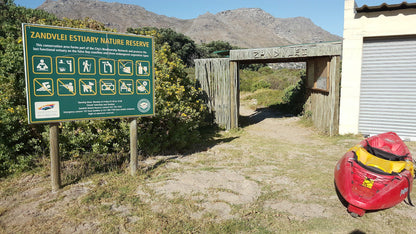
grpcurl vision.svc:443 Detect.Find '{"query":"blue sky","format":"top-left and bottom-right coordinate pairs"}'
top-left (13, 0), bottom-right (412, 37)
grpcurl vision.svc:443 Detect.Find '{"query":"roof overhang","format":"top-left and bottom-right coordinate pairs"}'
top-left (356, 1), bottom-right (416, 13)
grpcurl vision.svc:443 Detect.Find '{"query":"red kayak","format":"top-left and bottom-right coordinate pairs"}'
top-left (334, 132), bottom-right (414, 217)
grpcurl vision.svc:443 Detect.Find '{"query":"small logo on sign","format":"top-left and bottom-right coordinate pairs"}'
top-left (35, 101), bottom-right (60, 119)
top-left (137, 99), bottom-right (151, 113)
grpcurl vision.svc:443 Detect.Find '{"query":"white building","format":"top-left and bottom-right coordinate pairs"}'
top-left (339, 0), bottom-right (416, 140)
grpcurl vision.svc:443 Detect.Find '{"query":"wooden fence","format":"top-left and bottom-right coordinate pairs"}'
top-left (195, 58), bottom-right (232, 129)
top-left (304, 56), bottom-right (341, 136)
top-left (195, 42), bottom-right (342, 135)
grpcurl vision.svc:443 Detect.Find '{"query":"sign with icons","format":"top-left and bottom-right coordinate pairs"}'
top-left (23, 24), bottom-right (154, 123)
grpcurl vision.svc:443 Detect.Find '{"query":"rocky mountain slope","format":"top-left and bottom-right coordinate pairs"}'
top-left (38, 0), bottom-right (341, 48)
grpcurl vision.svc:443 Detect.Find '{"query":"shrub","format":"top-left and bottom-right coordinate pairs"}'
top-left (240, 67), bottom-right (304, 93)
top-left (279, 78), bottom-right (306, 115)
top-left (126, 27), bottom-right (210, 154)
top-left (56, 119), bottom-right (129, 160)
top-left (136, 43), bottom-right (209, 155)
top-left (258, 66), bottom-right (273, 75)
top-left (0, 2), bottom-right (56, 176)
top-left (252, 79), bottom-right (271, 91)
top-left (243, 89), bottom-right (284, 108)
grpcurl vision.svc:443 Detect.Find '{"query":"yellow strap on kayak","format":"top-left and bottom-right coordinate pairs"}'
top-left (355, 146), bottom-right (414, 177)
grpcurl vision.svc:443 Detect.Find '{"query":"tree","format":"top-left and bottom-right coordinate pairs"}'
top-left (201, 40), bottom-right (237, 58)
top-left (127, 27), bottom-right (202, 66)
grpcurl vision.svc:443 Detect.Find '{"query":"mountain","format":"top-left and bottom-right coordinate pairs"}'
top-left (38, 0), bottom-right (341, 48)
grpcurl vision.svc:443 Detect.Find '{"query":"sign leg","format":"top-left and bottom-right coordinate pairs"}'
top-left (50, 123), bottom-right (61, 191)
top-left (129, 118), bottom-right (138, 176)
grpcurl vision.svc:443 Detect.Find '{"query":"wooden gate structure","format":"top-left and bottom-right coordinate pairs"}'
top-left (195, 41), bottom-right (342, 135)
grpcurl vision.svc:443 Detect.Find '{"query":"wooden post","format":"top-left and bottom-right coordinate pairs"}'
top-left (129, 118), bottom-right (138, 176)
top-left (230, 61), bottom-right (239, 129)
top-left (329, 56), bottom-right (341, 136)
top-left (50, 123), bottom-right (61, 191)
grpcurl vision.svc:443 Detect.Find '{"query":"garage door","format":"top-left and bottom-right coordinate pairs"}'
top-left (359, 36), bottom-right (416, 141)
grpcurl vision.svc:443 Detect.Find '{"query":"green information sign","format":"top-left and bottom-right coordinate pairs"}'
top-left (22, 24), bottom-right (154, 124)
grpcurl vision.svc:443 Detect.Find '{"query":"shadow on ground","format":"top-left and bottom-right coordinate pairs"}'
top-left (60, 123), bottom-right (239, 185)
top-left (239, 106), bottom-right (294, 128)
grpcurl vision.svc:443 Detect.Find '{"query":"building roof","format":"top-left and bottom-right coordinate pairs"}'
top-left (356, 1), bottom-right (416, 13)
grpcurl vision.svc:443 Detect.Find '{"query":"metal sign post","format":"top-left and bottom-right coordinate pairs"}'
top-left (22, 24), bottom-right (154, 189)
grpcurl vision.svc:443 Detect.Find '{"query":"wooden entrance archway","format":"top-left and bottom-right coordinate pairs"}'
top-left (195, 41), bottom-right (342, 135)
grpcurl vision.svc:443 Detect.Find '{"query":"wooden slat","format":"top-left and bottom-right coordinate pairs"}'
top-left (195, 58), bottom-right (232, 129)
top-left (304, 56), bottom-right (341, 136)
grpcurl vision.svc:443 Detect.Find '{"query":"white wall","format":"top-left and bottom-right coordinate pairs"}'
top-left (339, 0), bottom-right (416, 134)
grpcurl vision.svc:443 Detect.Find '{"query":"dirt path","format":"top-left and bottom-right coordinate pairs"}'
top-left (1, 101), bottom-right (416, 233)
top-left (141, 103), bottom-right (331, 220)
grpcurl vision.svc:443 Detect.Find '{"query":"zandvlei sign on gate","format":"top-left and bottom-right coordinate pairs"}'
top-left (22, 24), bottom-right (154, 124)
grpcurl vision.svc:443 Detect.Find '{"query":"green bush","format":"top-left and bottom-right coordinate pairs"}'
top-left (252, 79), bottom-right (271, 91)
top-left (279, 78), bottom-right (306, 115)
top-left (136, 43), bottom-right (209, 155)
top-left (258, 66), bottom-right (273, 75)
top-left (0, 1), bottom-right (57, 176)
top-left (243, 89), bottom-right (284, 108)
top-left (240, 67), bottom-right (304, 93)
top-left (126, 27), bottom-right (210, 154)
top-left (56, 120), bottom-right (129, 160)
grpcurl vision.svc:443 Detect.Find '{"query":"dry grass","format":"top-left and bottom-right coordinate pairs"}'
top-left (1, 102), bottom-right (416, 233)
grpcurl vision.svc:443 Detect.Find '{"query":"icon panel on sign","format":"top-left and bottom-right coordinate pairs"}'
top-left (57, 78), bottom-right (76, 96)
top-left (100, 79), bottom-right (116, 95)
top-left (32, 56), bottom-right (52, 74)
top-left (78, 58), bottom-right (96, 75)
top-left (56, 57), bottom-right (75, 74)
top-left (119, 79), bottom-right (134, 95)
top-left (136, 61), bottom-right (150, 76)
top-left (99, 59), bottom-right (115, 75)
top-left (118, 59), bottom-right (133, 76)
top-left (34, 78), bottom-right (54, 96)
top-left (136, 79), bottom-right (150, 94)
top-left (79, 79), bottom-right (97, 95)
